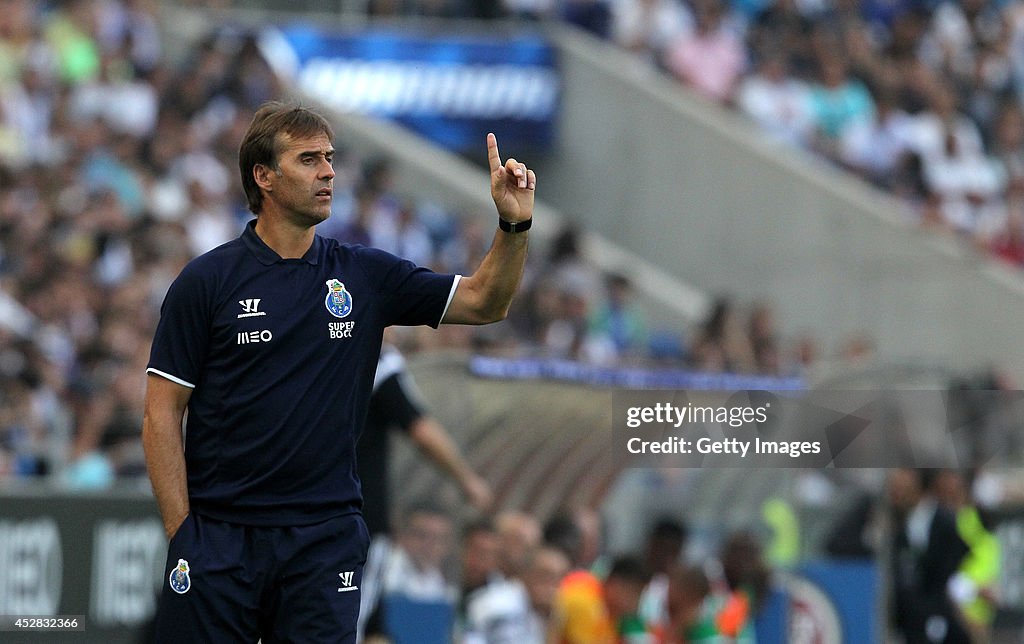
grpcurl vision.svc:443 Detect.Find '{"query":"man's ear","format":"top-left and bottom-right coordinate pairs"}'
top-left (253, 164), bottom-right (274, 192)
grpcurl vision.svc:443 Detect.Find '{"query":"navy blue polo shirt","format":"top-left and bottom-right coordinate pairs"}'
top-left (147, 220), bottom-right (460, 526)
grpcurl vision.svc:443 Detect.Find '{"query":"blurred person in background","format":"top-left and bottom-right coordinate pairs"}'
top-left (464, 544), bottom-right (571, 644)
top-left (888, 468), bottom-right (971, 644)
top-left (747, 301), bottom-right (781, 375)
top-left (714, 531), bottom-right (769, 642)
top-left (663, 564), bottom-right (712, 643)
top-left (562, 0), bottom-right (613, 39)
top-left (588, 272), bottom-right (649, 363)
top-left (736, 51), bottom-right (815, 148)
top-left (931, 469), bottom-right (1001, 643)
top-left (664, 531), bottom-right (769, 643)
top-left (382, 501), bottom-right (458, 603)
top-left (544, 513), bottom-right (586, 571)
top-left (611, 0), bottom-right (693, 66)
top-left (459, 519), bottom-right (504, 621)
top-left (547, 554), bottom-right (654, 644)
top-left (376, 501), bottom-right (458, 643)
top-left (495, 510), bottom-right (543, 580)
top-left (358, 341), bottom-right (494, 641)
top-left (690, 296), bottom-right (756, 373)
top-left (807, 53), bottom-right (876, 159)
top-left (663, 0), bottom-right (745, 104)
top-left (637, 517), bottom-right (688, 635)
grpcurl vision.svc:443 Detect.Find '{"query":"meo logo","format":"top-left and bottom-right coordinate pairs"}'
top-left (237, 330), bottom-right (273, 345)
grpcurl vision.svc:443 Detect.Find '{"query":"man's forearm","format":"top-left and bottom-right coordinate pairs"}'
top-left (412, 417), bottom-right (475, 486)
top-left (411, 417), bottom-right (493, 511)
top-left (445, 229), bottom-right (528, 324)
top-left (143, 406), bottom-right (190, 539)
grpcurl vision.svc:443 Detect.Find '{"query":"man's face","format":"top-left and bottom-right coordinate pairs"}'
top-left (603, 577), bottom-right (644, 620)
top-left (888, 468), bottom-right (922, 512)
top-left (524, 549), bottom-right (569, 615)
top-left (263, 132), bottom-right (335, 225)
top-left (401, 513), bottom-right (453, 572)
top-left (462, 531), bottom-right (500, 588)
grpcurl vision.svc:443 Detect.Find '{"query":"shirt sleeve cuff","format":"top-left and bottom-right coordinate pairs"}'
top-left (146, 368), bottom-right (196, 389)
top-left (438, 274), bottom-right (462, 325)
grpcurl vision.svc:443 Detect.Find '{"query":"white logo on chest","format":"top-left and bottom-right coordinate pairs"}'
top-left (237, 299), bottom-right (266, 318)
top-left (329, 321), bottom-right (355, 339)
top-left (237, 329), bottom-right (273, 344)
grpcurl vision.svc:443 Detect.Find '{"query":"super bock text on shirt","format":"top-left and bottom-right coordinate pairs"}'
top-left (147, 220), bottom-right (460, 527)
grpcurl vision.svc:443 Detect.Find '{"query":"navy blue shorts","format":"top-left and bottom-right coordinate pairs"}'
top-left (152, 512), bottom-right (369, 643)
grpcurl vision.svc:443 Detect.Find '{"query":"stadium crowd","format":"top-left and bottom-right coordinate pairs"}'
top-left (0, 0), bottom-right (839, 483)
top-left (369, 0), bottom-right (1024, 268)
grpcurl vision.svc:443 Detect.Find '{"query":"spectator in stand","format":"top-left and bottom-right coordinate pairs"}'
top-left (460, 519), bottom-right (504, 621)
top-left (562, 0), bottom-right (613, 40)
top-left (888, 468), bottom-right (971, 644)
top-left (329, 184), bottom-right (375, 248)
top-left (666, 529), bottom-right (772, 643)
top-left (664, 0), bottom-right (746, 104)
top-left (503, 0), bottom-right (556, 21)
top-left (736, 51), bottom-right (815, 148)
top-left (611, 0), bottom-right (693, 66)
top-left (388, 200), bottom-right (435, 267)
top-left (690, 297), bottom-right (756, 374)
top-left (588, 272), bottom-right (648, 363)
top-left (496, 510), bottom-right (544, 580)
top-left (668, 531), bottom-right (770, 642)
top-left (748, 301), bottom-right (781, 375)
top-left (808, 53), bottom-right (876, 158)
top-left (663, 564), bottom-right (712, 643)
top-left (991, 102), bottom-right (1024, 192)
top-left (715, 531), bottom-right (770, 641)
top-left (748, 0), bottom-right (815, 79)
top-left (637, 517), bottom-right (688, 635)
top-left (990, 208), bottom-right (1024, 267)
top-left (931, 469), bottom-right (1001, 643)
top-left (382, 501), bottom-right (458, 603)
top-left (839, 87), bottom-right (917, 190)
top-left (440, 213), bottom-right (491, 276)
top-left (547, 555), bottom-right (653, 643)
top-left (913, 85), bottom-right (1006, 237)
top-left (463, 544), bottom-right (570, 644)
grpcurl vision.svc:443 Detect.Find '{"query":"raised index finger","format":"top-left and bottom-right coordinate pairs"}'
top-left (486, 132), bottom-right (501, 174)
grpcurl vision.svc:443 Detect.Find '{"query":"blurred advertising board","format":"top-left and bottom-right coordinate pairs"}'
top-left (262, 25), bottom-right (560, 152)
top-left (0, 493), bottom-right (162, 643)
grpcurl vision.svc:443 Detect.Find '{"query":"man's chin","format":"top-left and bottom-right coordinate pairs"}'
top-left (303, 209), bottom-right (331, 225)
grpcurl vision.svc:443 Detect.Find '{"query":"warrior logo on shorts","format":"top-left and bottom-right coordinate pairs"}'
top-left (325, 279), bottom-right (353, 319)
top-left (169, 558), bottom-right (191, 594)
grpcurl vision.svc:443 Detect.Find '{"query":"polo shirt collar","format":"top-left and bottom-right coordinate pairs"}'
top-left (241, 219), bottom-right (321, 266)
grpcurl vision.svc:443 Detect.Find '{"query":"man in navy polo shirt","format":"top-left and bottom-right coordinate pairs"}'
top-left (142, 101), bottom-right (535, 643)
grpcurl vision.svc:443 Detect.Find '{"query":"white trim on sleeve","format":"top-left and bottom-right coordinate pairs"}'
top-left (146, 368), bottom-right (196, 389)
top-left (438, 274), bottom-right (462, 324)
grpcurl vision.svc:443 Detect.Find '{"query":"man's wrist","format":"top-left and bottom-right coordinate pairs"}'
top-left (498, 216), bottom-right (532, 233)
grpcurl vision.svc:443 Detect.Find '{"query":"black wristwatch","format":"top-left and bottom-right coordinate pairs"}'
top-left (498, 217), bottom-right (532, 233)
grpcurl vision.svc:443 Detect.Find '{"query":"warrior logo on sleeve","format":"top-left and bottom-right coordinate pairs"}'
top-left (325, 279), bottom-right (353, 319)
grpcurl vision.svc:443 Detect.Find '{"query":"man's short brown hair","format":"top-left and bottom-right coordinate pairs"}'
top-left (238, 102), bottom-right (335, 215)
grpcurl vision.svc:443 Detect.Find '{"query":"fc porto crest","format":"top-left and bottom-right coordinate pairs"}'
top-left (325, 279), bottom-right (353, 319)
top-left (169, 558), bottom-right (191, 594)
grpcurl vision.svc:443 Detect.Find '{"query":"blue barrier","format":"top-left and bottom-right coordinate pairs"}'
top-left (756, 560), bottom-right (879, 643)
